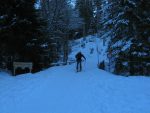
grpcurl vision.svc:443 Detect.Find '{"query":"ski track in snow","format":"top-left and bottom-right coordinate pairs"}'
top-left (0, 36), bottom-right (150, 113)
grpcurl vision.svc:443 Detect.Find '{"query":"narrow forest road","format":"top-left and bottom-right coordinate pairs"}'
top-left (0, 36), bottom-right (150, 113)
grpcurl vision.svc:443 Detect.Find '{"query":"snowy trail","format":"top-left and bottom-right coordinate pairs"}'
top-left (1, 64), bottom-right (150, 113)
top-left (0, 36), bottom-right (150, 113)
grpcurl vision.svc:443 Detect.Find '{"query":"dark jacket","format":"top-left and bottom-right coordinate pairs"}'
top-left (75, 52), bottom-right (86, 61)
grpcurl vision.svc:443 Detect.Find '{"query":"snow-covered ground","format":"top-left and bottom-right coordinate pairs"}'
top-left (0, 35), bottom-right (150, 113)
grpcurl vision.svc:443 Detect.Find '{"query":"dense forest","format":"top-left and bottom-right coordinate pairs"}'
top-left (0, 0), bottom-right (150, 75)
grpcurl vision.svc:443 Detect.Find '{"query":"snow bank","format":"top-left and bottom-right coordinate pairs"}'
top-left (0, 35), bottom-right (150, 113)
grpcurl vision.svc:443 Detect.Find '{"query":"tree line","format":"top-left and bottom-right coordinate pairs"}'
top-left (0, 0), bottom-right (100, 73)
top-left (0, 0), bottom-right (149, 75)
top-left (98, 0), bottom-right (150, 75)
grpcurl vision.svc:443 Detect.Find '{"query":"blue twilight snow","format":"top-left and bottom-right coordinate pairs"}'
top-left (0, 35), bottom-right (150, 113)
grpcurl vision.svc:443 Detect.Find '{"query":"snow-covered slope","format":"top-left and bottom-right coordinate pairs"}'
top-left (0, 35), bottom-right (150, 113)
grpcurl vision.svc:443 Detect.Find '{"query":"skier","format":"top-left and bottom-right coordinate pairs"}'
top-left (75, 52), bottom-right (86, 72)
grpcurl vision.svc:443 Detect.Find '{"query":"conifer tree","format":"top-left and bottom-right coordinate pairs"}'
top-left (0, 0), bottom-right (47, 72)
top-left (76, 0), bottom-right (94, 35)
top-left (105, 0), bottom-right (150, 75)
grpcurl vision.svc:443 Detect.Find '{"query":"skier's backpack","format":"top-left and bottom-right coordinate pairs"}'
top-left (75, 52), bottom-right (81, 60)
